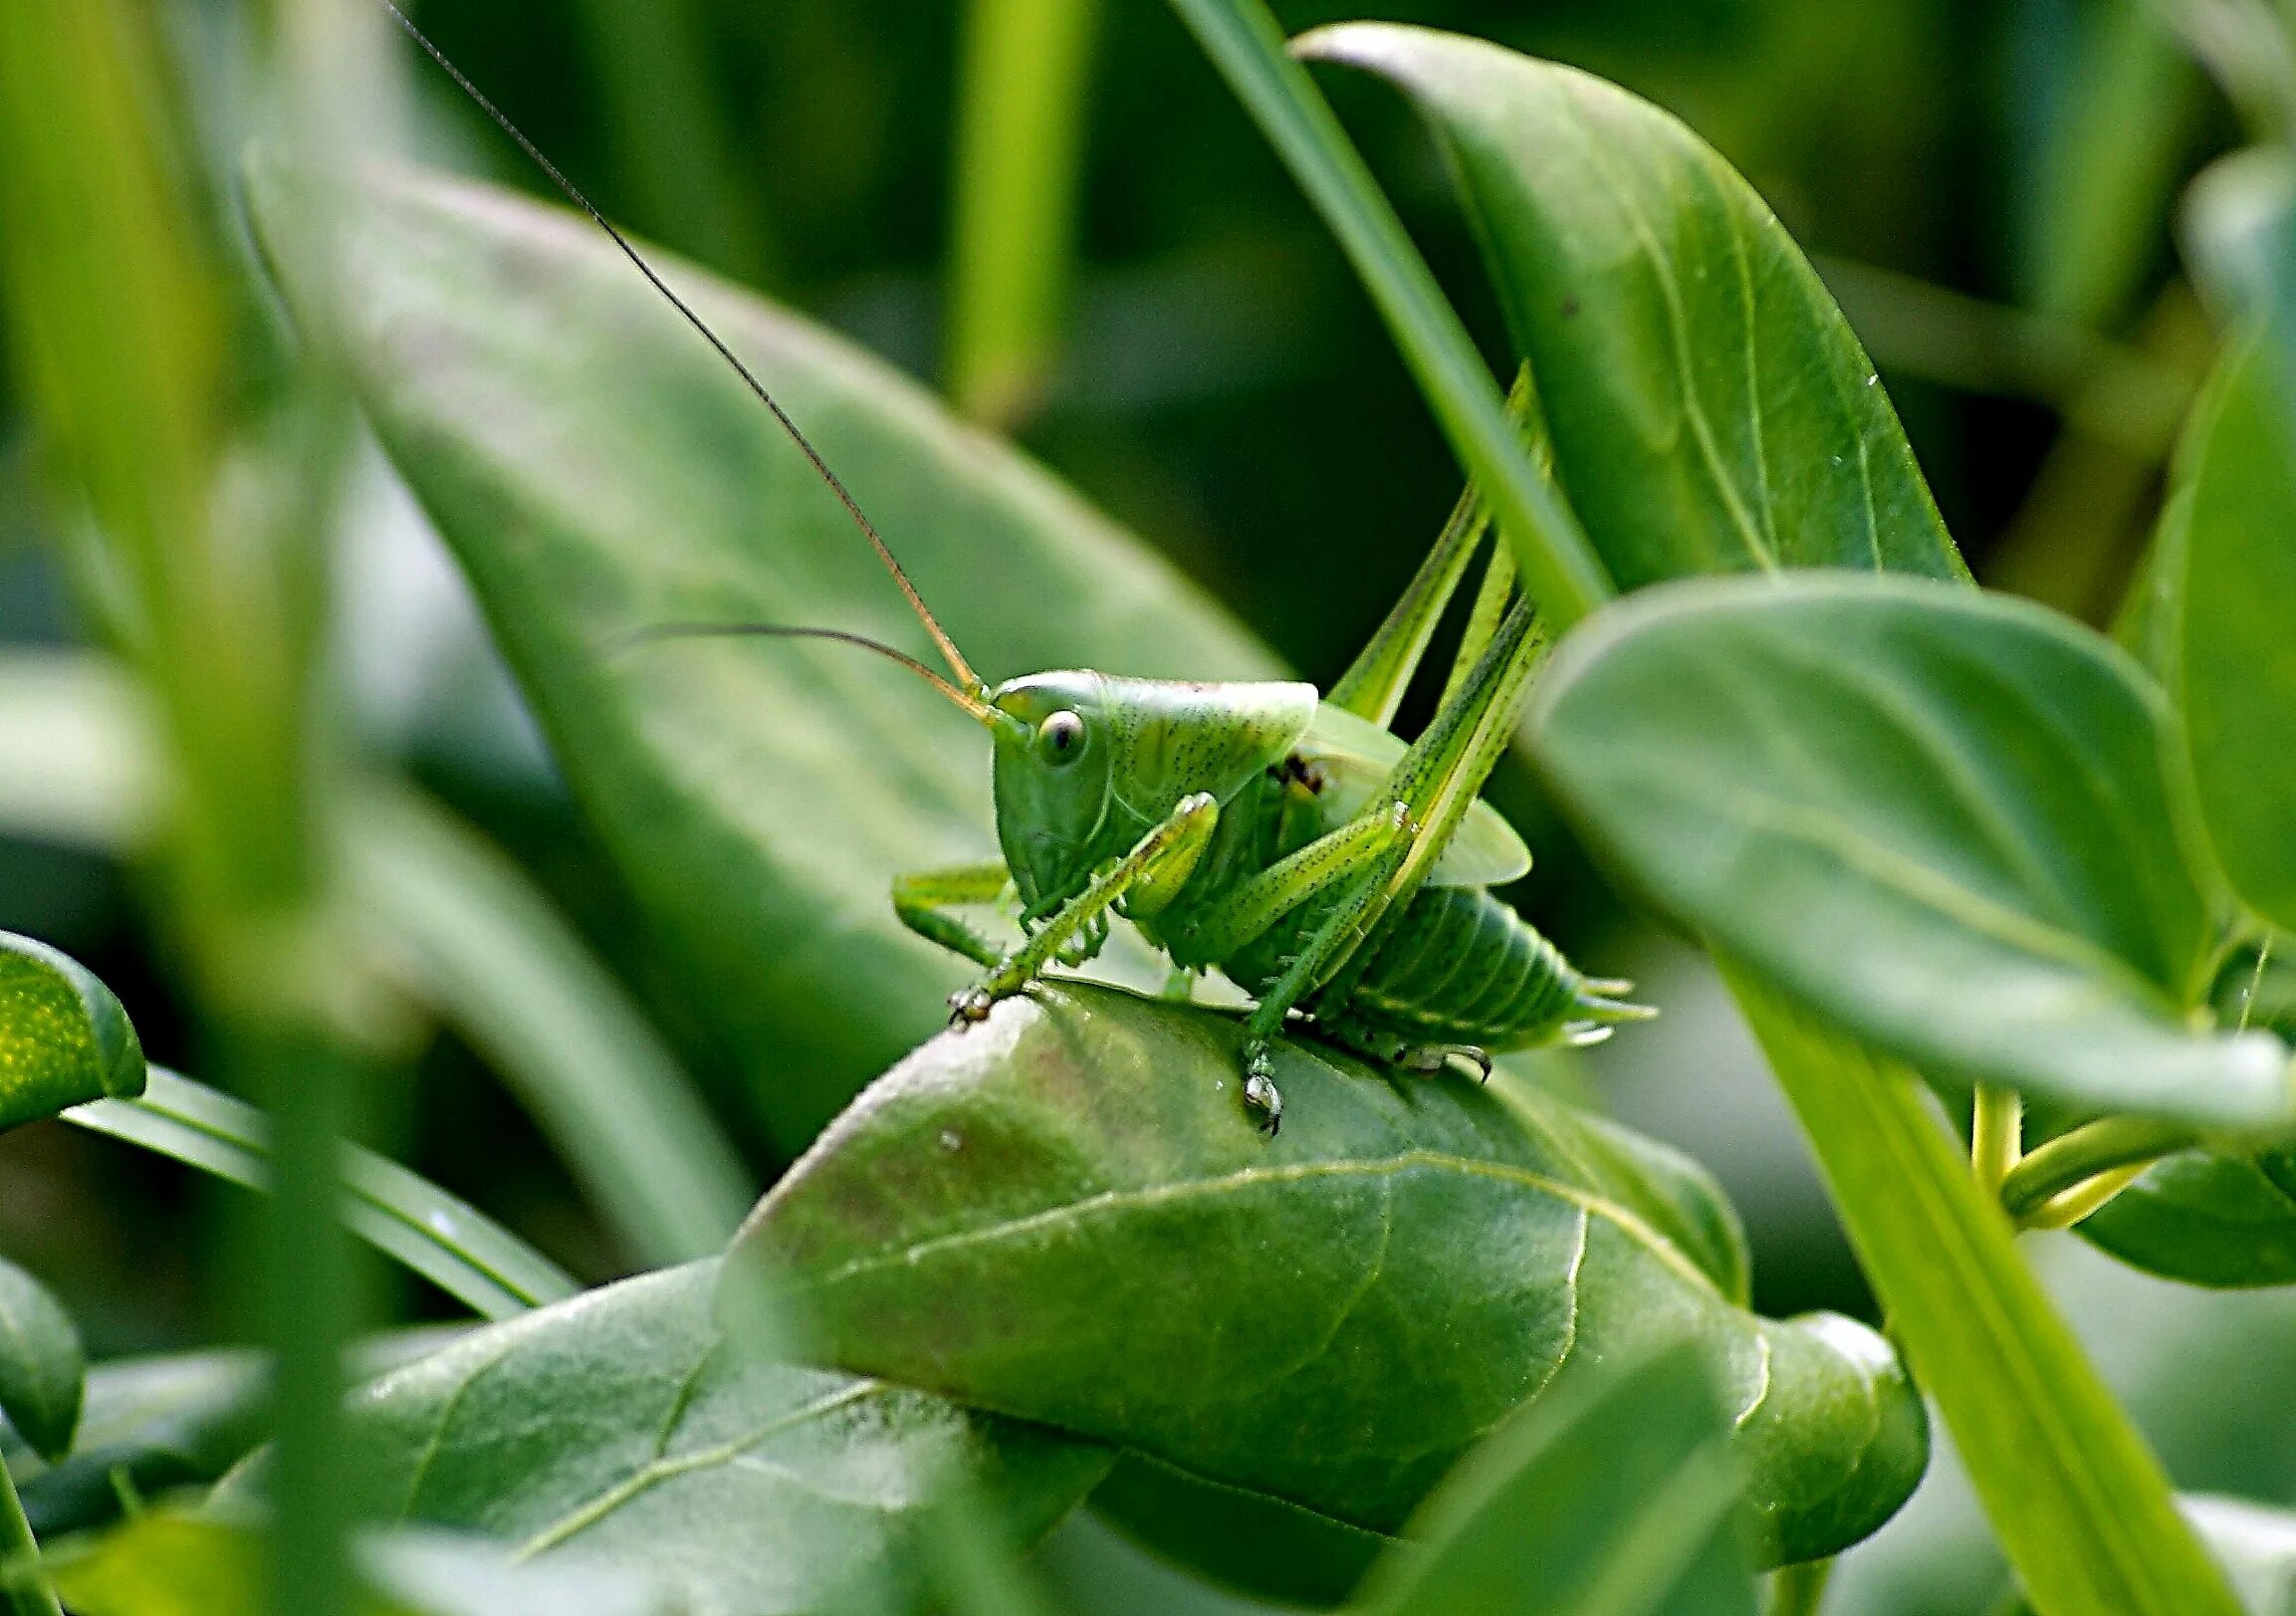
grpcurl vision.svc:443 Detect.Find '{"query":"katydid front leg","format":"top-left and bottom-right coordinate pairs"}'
top-left (947, 793), bottom-right (1221, 1025)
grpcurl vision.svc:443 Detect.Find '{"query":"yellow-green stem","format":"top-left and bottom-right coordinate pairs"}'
top-left (947, 0), bottom-right (1101, 425)
top-left (2024, 1162), bottom-right (2160, 1232)
top-left (1970, 1083), bottom-right (2023, 1197)
top-left (1998, 1115), bottom-right (2196, 1223)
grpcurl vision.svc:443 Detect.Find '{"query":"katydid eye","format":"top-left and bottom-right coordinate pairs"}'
top-left (1036, 710), bottom-right (1085, 764)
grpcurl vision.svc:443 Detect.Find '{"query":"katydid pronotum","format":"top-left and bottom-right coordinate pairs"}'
top-left (378, 0), bottom-right (1650, 1134)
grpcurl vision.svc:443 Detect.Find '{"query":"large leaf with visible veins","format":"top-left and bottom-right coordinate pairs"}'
top-left (1295, 23), bottom-right (1966, 589)
top-left (1531, 572), bottom-right (2291, 1124)
top-left (345, 1263), bottom-right (1111, 1616)
top-left (725, 984), bottom-right (1926, 1572)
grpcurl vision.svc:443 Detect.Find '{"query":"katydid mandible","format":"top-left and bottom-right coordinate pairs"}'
top-left (377, 0), bottom-right (1652, 1134)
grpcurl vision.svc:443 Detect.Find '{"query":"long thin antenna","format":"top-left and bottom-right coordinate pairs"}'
top-left (373, 0), bottom-right (984, 696)
top-left (617, 622), bottom-right (996, 723)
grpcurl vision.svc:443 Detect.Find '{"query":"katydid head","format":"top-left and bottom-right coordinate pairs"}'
top-left (987, 673), bottom-right (1318, 917)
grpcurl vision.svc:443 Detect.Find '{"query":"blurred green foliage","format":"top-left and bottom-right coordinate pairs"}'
top-left (0, 0), bottom-right (2283, 1611)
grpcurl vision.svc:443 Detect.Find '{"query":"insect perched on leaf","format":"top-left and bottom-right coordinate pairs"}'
top-left (377, 1), bottom-right (1651, 1134)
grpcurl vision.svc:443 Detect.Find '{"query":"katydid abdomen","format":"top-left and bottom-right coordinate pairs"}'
top-left (1224, 882), bottom-right (1631, 1058)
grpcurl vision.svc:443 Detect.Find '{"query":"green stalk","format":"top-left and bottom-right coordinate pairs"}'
top-left (947, 0), bottom-right (1102, 425)
top-left (65, 1067), bottom-right (578, 1319)
top-left (257, 1032), bottom-right (354, 1616)
top-left (1162, 0), bottom-right (1614, 629)
top-left (1970, 1083), bottom-right (2024, 1196)
top-left (1766, 1557), bottom-right (1831, 1616)
top-left (1726, 964), bottom-right (2240, 1616)
top-left (1998, 1115), bottom-right (2198, 1224)
top-left (0, 1457), bottom-right (63, 1616)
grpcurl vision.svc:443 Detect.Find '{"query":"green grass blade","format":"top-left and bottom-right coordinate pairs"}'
top-left (64, 1068), bottom-right (577, 1321)
top-left (946, 0), bottom-right (1101, 425)
top-left (1723, 963), bottom-right (2241, 1616)
top-left (344, 790), bottom-right (753, 1267)
top-left (1161, 0), bottom-right (1614, 628)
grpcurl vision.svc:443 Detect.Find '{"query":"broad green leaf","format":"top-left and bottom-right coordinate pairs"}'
top-left (1351, 1342), bottom-right (1755, 1616)
top-left (245, 157), bottom-right (1278, 1153)
top-left (344, 1261), bottom-right (1110, 1616)
top-left (1084, 1452), bottom-right (1391, 1608)
top-left (64, 1069), bottom-right (576, 1320)
top-left (2075, 1151), bottom-right (2296, 1288)
top-left (2149, 338), bottom-right (2296, 934)
top-left (1530, 572), bottom-right (2291, 1125)
top-left (0, 931), bottom-right (145, 1129)
top-left (0, 1259), bottom-right (82, 1464)
top-left (48, 1516), bottom-right (272, 1616)
top-left (726, 984), bottom-right (1926, 1568)
top-left (1294, 24), bottom-right (1965, 589)
top-left (49, 1515), bottom-right (673, 1616)
top-left (1726, 966), bottom-right (2243, 1616)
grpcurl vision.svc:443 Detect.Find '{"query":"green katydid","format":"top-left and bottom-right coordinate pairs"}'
top-left (378, 1), bottom-right (1650, 1134)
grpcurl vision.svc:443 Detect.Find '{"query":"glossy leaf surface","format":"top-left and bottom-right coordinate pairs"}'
top-left (1532, 572), bottom-right (2289, 1124)
top-left (2149, 337), bottom-right (2296, 934)
top-left (0, 1257), bottom-right (83, 1463)
top-left (1351, 1342), bottom-right (1755, 1616)
top-left (728, 983), bottom-right (1924, 1567)
top-left (1294, 24), bottom-right (1965, 590)
top-left (0, 931), bottom-right (144, 1129)
top-left (347, 1262), bottom-right (1110, 1616)
top-left (247, 158), bottom-right (1278, 1150)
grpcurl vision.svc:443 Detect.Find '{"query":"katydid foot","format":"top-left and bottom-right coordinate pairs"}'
top-left (1242, 1041), bottom-right (1284, 1135)
top-left (1398, 1042), bottom-right (1493, 1082)
top-left (947, 983), bottom-right (1002, 1026)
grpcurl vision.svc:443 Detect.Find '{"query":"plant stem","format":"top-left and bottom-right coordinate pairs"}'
top-left (261, 1031), bottom-right (355, 1616)
top-left (1970, 1083), bottom-right (2023, 1196)
top-left (1998, 1115), bottom-right (2197, 1223)
top-left (0, 1456), bottom-right (61, 1616)
top-left (2024, 1162), bottom-right (2161, 1232)
top-left (1727, 964), bottom-right (2241, 1614)
top-left (64, 1067), bottom-right (577, 1318)
top-left (947, 0), bottom-right (1101, 425)
top-left (1767, 1557), bottom-right (1832, 1616)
